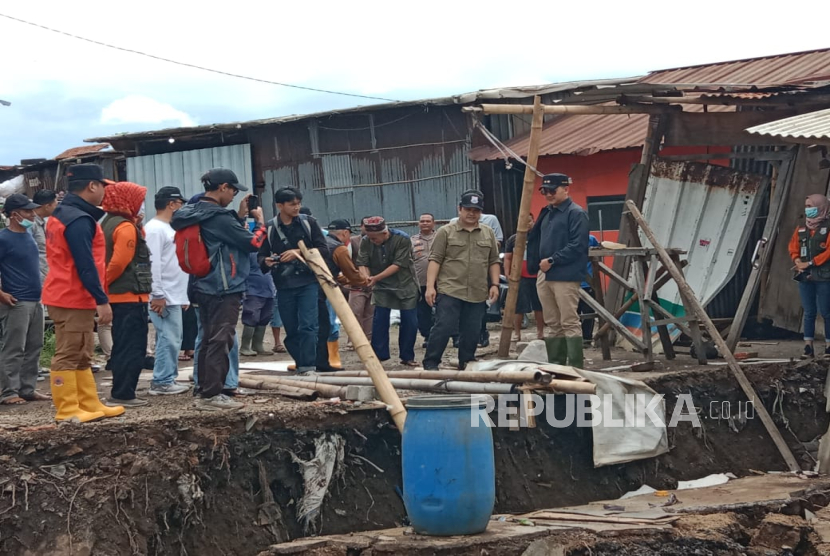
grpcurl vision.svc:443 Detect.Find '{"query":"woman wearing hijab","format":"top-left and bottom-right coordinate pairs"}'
top-left (100, 182), bottom-right (152, 406)
top-left (789, 194), bottom-right (830, 358)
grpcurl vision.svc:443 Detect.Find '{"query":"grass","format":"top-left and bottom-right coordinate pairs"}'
top-left (40, 327), bottom-right (55, 369)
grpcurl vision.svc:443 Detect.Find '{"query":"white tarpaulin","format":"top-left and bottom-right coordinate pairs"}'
top-left (468, 358), bottom-right (668, 467)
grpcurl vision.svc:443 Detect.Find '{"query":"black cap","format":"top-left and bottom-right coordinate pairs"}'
top-left (540, 173), bottom-right (573, 191)
top-left (201, 168), bottom-right (248, 191)
top-left (65, 163), bottom-right (114, 185)
top-left (155, 186), bottom-right (185, 202)
top-left (459, 191), bottom-right (484, 210)
top-left (3, 194), bottom-right (39, 214)
top-left (327, 219), bottom-right (351, 231)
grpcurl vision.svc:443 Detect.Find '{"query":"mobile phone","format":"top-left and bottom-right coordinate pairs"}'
top-left (248, 195), bottom-right (259, 211)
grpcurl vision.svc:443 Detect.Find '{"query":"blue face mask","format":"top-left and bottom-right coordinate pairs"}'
top-left (806, 207), bottom-right (820, 218)
top-left (16, 216), bottom-right (34, 229)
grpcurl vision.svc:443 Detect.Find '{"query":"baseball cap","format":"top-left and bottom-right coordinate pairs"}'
top-left (155, 186), bottom-right (185, 202)
top-left (201, 168), bottom-right (249, 191)
top-left (540, 173), bottom-right (573, 191)
top-left (327, 219), bottom-right (352, 231)
top-left (459, 191), bottom-right (484, 210)
top-left (65, 163), bottom-right (115, 185)
top-left (3, 194), bottom-right (39, 214)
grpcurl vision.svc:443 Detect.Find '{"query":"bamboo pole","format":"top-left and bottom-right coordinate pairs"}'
top-left (239, 376), bottom-right (348, 398)
top-left (625, 200), bottom-right (801, 472)
top-left (236, 378), bottom-right (319, 400)
top-left (296, 241), bottom-right (407, 433)
top-left (282, 374), bottom-right (595, 396)
top-left (465, 104), bottom-right (676, 116)
top-left (283, 375), bottom-right (517, 395)
top-left (312, 369), bottom-right (551, 384)
top-left (499, 95), bottom-right (546, 358)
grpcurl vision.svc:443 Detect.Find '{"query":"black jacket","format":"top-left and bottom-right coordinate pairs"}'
top-left (527, 198), bottom-right (589, 283)
top-left (257, 215), bottom-right (329, 290)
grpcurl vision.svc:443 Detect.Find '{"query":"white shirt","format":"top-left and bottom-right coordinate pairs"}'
top-left (144, 217), bottom-right (190, 306)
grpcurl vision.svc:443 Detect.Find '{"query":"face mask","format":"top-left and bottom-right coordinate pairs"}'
top-left (806, 207), bottom-right (819, 218)
top-left (18, 217), bottom-right (34, 230)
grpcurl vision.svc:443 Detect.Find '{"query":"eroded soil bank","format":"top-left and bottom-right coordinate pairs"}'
top-left (0, 360), bottom-right (827, 555)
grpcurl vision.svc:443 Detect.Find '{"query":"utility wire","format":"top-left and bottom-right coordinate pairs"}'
top-left (0, 12), bottom-right (400, 103)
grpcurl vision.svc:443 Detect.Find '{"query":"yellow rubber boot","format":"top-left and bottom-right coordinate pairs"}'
top-left (327, 341), bottom-right (343, 370)
top-left (76, 369), bottom-right (125, 418)
top-left (50, 371), bottom-right (105, 423)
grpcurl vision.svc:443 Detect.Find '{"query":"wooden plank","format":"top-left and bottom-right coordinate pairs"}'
top-left (519, 387), bottom-right (537, 429)
top-left (498, 96), bottom-right (545, 358)
top-left (579, 289), bottom-right (647, 352)
top-left (590, 255), bottom-right (612, 360)
top-left (473, 104), bottom-right (677, 115)
top-left (627, 200), bottom-right (801, 473)
top-left (643, 299), bottom-right (694, 338)
top-left (663, 110), bottom-right (800, 147)
top-left (657, 151), bottom-right (794, 163)
top-left (632, 259), bottom-right (653, 362)
top-left (598, 261), bottom-right (635, 291)
top-left (648, 255), bottom-right (675, 359)
top-left (725, 153), bottom-right (793, 352)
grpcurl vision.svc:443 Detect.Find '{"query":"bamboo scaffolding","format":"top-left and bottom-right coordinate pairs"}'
top-left (296, 241), bottom-right (408, 433)
top-left (276, 375), bottom-right (517, 394)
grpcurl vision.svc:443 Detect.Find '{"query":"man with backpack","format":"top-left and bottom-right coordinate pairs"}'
top-left (258, 187), bottom-right (329, 374)
top-left (171, 168), bottom-right (266, 411)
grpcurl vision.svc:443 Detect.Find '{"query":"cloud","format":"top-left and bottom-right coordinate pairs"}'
top-left (100, 95), bottom-right (196, 127)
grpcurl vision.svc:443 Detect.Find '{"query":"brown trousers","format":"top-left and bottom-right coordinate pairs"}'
top-left (536, 275), bottom-right (582, 338)
top-left (347, 289), bottom-right (374, 342)
top-left (47, 306), bottom-right (96, 371)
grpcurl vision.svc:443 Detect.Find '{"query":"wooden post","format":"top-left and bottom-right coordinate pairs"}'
top-left (498, 96), bottom-right (545, 357)
top-left (607, 116), bottom-right (666, 316)
top-left (626, 200), bottom-right (801, 472)
top-left (726, 154), bottom-right (793, 352)
top-left (589, 256), bottom-right (611, 359)
top-left (297, 241), bottom-right (407, 433)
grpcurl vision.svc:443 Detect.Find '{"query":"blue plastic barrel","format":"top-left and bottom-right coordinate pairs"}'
top-left (402, 394), bottom-right (495, 536)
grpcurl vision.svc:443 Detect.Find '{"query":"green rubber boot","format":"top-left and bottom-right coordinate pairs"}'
top-left (544, 337), bottom-right (567, 365)
top-left (565, 336), bottom-right (584, 368)
top-left (252, 326), bottom-right (270, 355)
top-left (239, 325), bottom-right (256, 356)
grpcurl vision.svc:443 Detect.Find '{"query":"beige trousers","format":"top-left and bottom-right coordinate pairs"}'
top-left (348, 289), bottom-right (374, 342)
top-left (536, 274), bottom-right (582, 337)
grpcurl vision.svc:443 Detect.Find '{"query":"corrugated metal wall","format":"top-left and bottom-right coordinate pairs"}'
top-left (261, 107), bottom-right (478, 236)
top-left (127, 144), bottom-right (253, 217)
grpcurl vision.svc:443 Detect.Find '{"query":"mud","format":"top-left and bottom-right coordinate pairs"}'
top-left (0, 359), bottom-right (828, 555)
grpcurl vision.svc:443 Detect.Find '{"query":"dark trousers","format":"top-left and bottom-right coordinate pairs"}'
top-left (577, 286), bottom-right (595, 341)
top-left (424, 295), bottom-right (486, 370)
top-left (181, 305), bottom-right (198, 351)
top-left (372, 306), bottom-right (417, 362)
top-left (193, 292), bottom-right (242, 398)
top-left (110, 302), bottom-right (149, 400)
top-left (316, 294), bottom-right (334, 371)
top-left (417, 286), bottom-right (434, 341)
top-left (278, 283), bottom-right (319, 371)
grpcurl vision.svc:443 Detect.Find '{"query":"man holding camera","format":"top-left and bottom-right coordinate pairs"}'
top-left (258, 187), bottom-right (329, 374)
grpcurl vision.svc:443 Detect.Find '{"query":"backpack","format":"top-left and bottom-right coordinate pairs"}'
top-left (175, 224), bottom-right (211, 277)
top-left (267, 214), bottom-right (312, 250)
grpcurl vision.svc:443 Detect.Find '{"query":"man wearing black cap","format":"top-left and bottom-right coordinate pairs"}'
top-left (258, 187), bottom-right (329, 374)
top-left (172, 168), bottom-right (266, 410)
top-left (145, 186), bottom-right (190, 396)
top-left (0, 194), bottom-right (50, 405)
top-left (423, 191), bottom-right (500, 370)
top-left (43, 163), bottom-right (124, 422)
top-left (528, 173), bottom-right (589, 367)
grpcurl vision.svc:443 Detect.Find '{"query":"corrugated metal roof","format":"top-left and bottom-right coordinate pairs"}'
top-left (54, 143), bottom-right (110, 160)
top-left (469, 113), bottom-right (650, 161)
top-left (641, 48), bottom-right (830, 86)
top-left (85, 78), bottom-right (639, 144)
top-left (745, 108), bottom-right (830, 141)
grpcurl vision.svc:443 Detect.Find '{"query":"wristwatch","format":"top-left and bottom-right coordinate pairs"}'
top-left (546, 257), bottom-right (554, 265)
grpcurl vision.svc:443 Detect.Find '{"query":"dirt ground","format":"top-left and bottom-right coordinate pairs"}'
top-left (1, 318), bottom-right (829, 555)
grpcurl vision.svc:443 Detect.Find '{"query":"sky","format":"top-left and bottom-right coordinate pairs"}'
top-left (1, 0), bottom-right (828, 164)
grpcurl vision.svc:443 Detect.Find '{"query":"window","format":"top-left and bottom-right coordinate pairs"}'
top-left (587, 195), bottom-right (626, 231)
